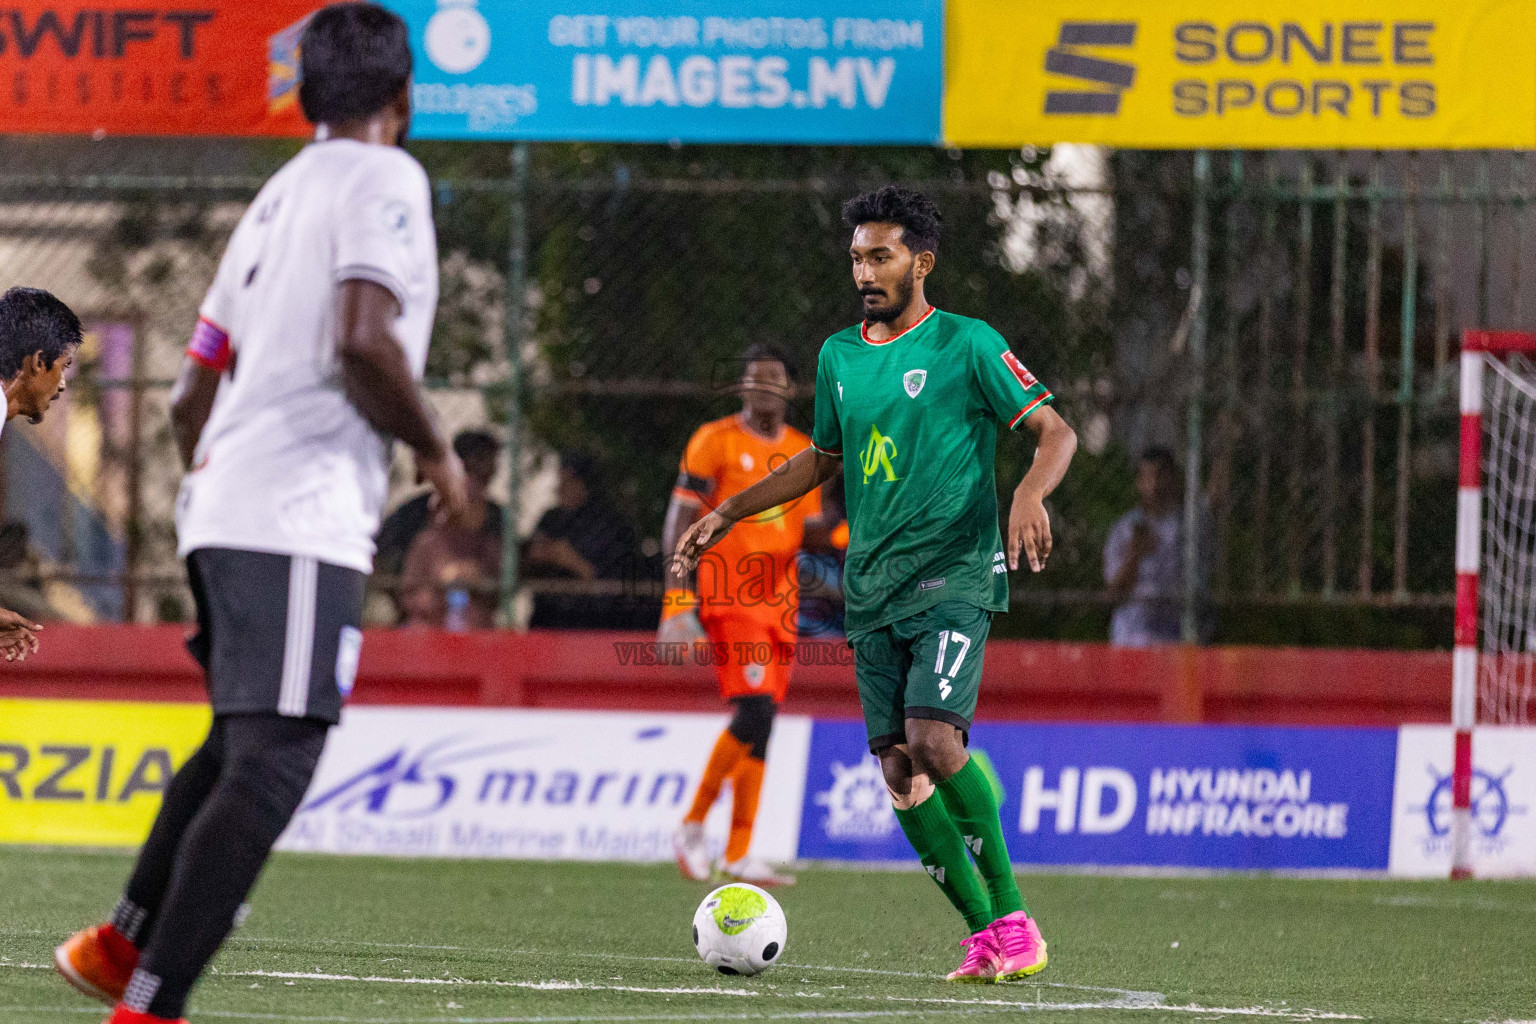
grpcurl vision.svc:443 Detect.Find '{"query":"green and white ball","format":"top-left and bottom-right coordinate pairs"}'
top-left (691, 882), bottom-right (786, 977)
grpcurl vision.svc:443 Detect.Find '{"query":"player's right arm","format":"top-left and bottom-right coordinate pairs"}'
top-left (659, 426), bottom-right (717, 640)
top-left (169, 317), bottom-right (234, 469)
top-left (675, 446), bottom-right (840, 572)
top-left (676, 353), bottom-right (843, 572)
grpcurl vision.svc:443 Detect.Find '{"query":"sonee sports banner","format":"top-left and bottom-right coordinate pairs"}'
top-left (944, 0), bottom-right (1536, 149)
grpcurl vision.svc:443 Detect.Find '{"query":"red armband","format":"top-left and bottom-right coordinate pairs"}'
top-left (187, 317), bottom-right (231, 371)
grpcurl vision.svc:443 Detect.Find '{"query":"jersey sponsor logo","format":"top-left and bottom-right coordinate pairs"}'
top-left (919, 577), bottom-right (945, 591)
top-left (903, 368), bottom-right (926, 398)
top-left (858, 424), bottom-right (899, 484)
top-left (1001, 350), bottom-right (1039, 390)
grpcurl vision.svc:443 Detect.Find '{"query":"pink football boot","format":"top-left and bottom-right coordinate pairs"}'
top-left (944, 925), bottom-right (1002, 982)
top-left (989, 910), bottom-right (1048, 980)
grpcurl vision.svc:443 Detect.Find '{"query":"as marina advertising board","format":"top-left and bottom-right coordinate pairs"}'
top-left (275, 706), bottom-right (812, 864)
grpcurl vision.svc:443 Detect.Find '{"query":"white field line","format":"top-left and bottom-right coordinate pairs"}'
top-left (220, 969), bottom-right (1363, 1021)
top-left (0, 1006), bottom-right (1097, 1023)
top-left (228, 937), bottom-right (1162, 997)
top-left (0, 961), bottom-right (1358, 1021)
top-left (231, 970), bottom-right (758, 998)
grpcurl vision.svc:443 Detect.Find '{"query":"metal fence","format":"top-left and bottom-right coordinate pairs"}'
top-left (0, 139), bottom-right (1520, 645)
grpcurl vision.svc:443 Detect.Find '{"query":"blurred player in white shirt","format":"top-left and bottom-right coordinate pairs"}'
top-left (54, 6), bottom-right (472, 1023)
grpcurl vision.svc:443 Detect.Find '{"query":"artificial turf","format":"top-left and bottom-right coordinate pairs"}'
top-left (1, 847), bottom-right (1533, 1023)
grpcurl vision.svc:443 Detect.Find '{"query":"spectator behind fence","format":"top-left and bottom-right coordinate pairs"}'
top-left (0, 520), bottom-right (55, 623)
top-left (398, 456), bottom-right (502, 629)
top-left (523, 454), bottom-right (643, 630)
top-left (1103, 447), bottom-right (1213, 647)
top-left (376, 429), bottom-right (505, 583)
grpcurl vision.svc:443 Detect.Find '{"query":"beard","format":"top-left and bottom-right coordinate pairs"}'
top-left (860, 266), bottom-right (915, 325)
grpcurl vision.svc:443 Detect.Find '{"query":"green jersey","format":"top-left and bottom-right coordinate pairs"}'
top-left (811, 307), bottom-right (1054, 637)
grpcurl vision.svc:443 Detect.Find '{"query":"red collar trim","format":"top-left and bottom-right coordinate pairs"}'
top-left (861, 305), bottom-right (936, 346)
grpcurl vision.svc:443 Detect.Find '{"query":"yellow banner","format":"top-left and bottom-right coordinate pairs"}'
top-left (945, 1), bottom-right (1536, 148)
top-left (0, 699), bottom-right (210, 847)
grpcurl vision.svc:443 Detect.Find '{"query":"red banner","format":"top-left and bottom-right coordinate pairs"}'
top-left (0, 3), bottom-right (329, 137)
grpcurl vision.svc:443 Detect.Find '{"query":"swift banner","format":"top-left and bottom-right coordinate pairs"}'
top-left (0, 2), bottom-right (326, 137)
top-left (0, 698), bottom-right (209, 846)
top-left (800, 721), bottom-right (1398, 870)
top-left (945, 0), bottom-right (1536, 149)
top-left (384, 0), bottom-right (944, 143)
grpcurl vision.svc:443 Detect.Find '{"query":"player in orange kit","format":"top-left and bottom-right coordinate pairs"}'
top-left (664, 343), bottom-right (837, 887)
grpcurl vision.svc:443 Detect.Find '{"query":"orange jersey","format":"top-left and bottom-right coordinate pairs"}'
top-left (674, 414), bottom-right (821, 630)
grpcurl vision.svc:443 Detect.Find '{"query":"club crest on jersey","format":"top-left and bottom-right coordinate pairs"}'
top-left (381, 199), bottom-right (414, 246)
top-left (903, 368), bottom-right (927, 398)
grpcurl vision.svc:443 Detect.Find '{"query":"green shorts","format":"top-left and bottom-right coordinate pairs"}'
top-left (849, 601), bottom-right (993, 753)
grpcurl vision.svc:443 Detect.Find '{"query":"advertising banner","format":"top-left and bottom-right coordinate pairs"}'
top-left (945, 0), bottom-right (1536, 149)
top-left (0, 698), bottom-right (209, 846)
top-left (1388, 726), bottom-right (1536, 879)
top-left (385, 0), bottom-right (944, 143)
top-left (276, 706), bottom-right (812, 863)
top-left (0, 2), bottom-right (325, 137)
top-left (799, 720), bottom-right (1398, 870)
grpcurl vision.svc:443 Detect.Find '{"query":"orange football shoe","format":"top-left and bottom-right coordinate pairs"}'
top-left (55, 924), bottom-right (139, 1006)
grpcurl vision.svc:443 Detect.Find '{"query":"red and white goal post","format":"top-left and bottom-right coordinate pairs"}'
top-left (1453, 330), bottom-right (1536, 879)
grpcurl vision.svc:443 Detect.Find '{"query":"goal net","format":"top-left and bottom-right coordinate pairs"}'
top-left (1478, 349), bottom-right (1536, 725)
top-left (1453, 330), bottom-right (1536, 877)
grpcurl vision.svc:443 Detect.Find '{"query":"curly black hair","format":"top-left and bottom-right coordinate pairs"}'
top-left (841, 185), bottom-right (943, 256)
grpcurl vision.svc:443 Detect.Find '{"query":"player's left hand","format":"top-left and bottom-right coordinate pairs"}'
top-left (1008, 489), bottom-right (1052, 572)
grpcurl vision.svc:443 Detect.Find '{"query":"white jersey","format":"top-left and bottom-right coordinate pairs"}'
top-left (176, 139), bottom-right (439, 573)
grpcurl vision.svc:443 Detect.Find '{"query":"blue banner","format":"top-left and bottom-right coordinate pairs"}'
top-left (799, 721), bottom-right (1397, 870)
top-left (384, 0), bottom-right (943, 144)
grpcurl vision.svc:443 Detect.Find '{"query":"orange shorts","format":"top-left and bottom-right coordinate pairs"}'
top-left (701, 615), bottom-right (796, 702)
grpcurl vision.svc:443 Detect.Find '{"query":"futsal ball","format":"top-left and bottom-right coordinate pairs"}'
top-left (691, 882), bottom-right (786, 977)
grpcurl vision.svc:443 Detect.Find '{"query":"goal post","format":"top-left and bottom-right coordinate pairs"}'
top-left (1454, 329), bottom-right (1536, 879)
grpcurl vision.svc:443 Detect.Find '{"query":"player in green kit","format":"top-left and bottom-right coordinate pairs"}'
top-left (677, 186), bottom-right (1077, 982)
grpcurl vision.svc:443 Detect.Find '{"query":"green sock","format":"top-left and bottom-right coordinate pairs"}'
top-left (937, 757), bottom-right (1026, 917)
top-left (894, 793), bottom-right (993, 933)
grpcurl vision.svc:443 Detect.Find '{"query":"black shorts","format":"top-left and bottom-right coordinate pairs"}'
top-left (186, 547), bottom-right (366, 725)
